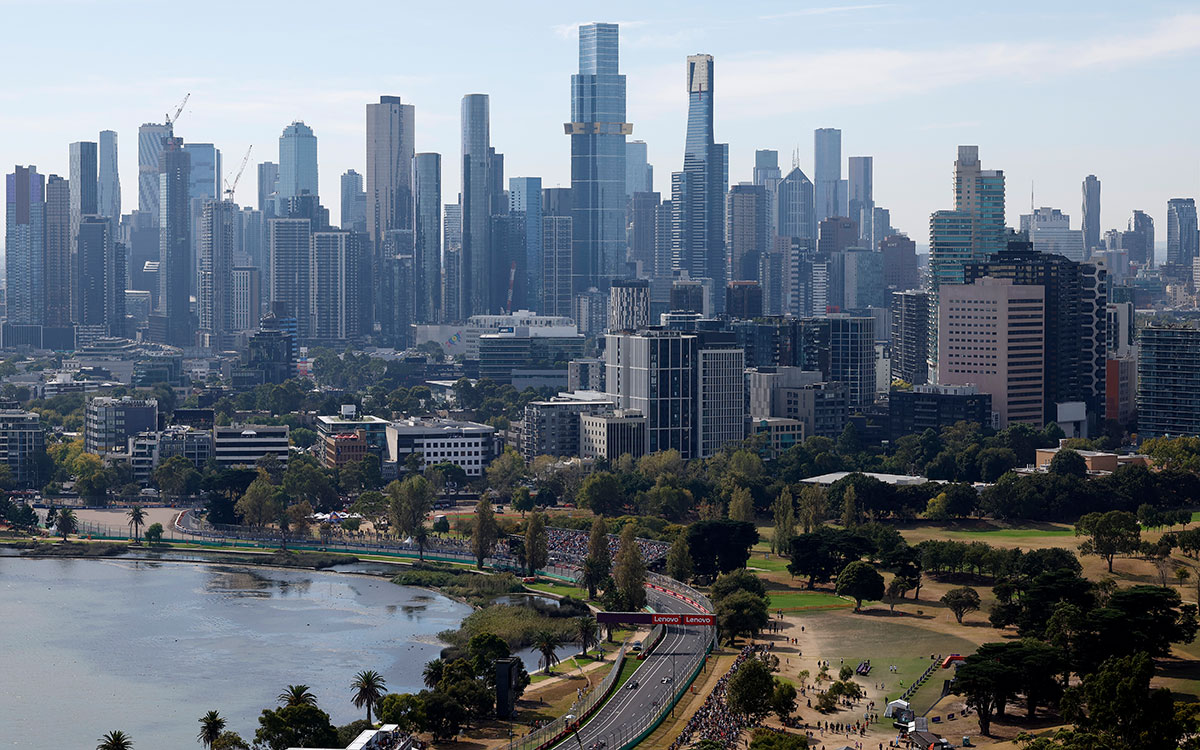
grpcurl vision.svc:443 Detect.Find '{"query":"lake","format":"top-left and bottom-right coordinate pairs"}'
top-left (0, 556), bottom-right (473, 748)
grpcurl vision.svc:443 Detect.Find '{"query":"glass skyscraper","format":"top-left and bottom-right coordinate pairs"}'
top-left (413, 152), bottom-right (442, 324)
top-left (460, 94), bottom-right (493, 319)
top-left (672, 54), bottom-right (728, 312)
top-left (5, 166), bottom-right (46, 325)
top-left (568, 22), bottom-right (629, 295)
top-left (509, 176), bottom-right (543, 312)
top-left (98, 130), bottom-right (120, 222)
top-left (138, 122), bottom-right (171, 221)
top-left (277, 121), bottom-right (318, 214)
top-left (814, 128), bottom-right (843, 222)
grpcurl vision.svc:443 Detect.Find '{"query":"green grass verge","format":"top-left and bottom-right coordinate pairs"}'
top-left (528, 581), bottom-right (590, 600)
top-left (767, 591), bottom-right (851, 609)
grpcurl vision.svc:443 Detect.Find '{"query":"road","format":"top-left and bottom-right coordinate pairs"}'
top-left (556, 588), bottom-right (713, 750)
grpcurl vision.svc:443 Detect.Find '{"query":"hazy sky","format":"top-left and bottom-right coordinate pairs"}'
top-left (3, 0), bottom-right (1199, 252)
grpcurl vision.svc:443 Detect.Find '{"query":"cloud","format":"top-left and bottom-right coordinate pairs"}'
top-left (759, 4), bottom-right (895, 20)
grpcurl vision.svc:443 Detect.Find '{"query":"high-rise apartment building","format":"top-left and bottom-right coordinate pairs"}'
top-left (1166, 198), bottom-right (1199, 279)
top-left (365, 95), bottom-right (415, 247)
top-left (542, 214), bottom-right (573, 318)
top-left (158, 137), bottom-right (193, 346)
top-left (509, 177), bottom-right (543, 314)
top-left (98, 130), bottom-right (120, 222)
top-left (890, 290), bottom-right (929, 385)
top-left (75, 215), bottom-right (124, 338)
top-left (442, 203), bottom-right (462, 322)
top-left (938, 277), bottom-right (1045, 428)
top-left (69, 140), bottom-right (98, 323)
top-left (672, 54), bottom-right (728, 313)
top-left (138, 123), bottom-right (171, 221)
top-left (230, 266), bottom-right (261, 334)
top-left (847, 156), bottom-right (873, 246)
top-left (814, 128), bottom-right (844, 222)
top-left (1138, 324), bottom-right (1200, 438)
top-left (726, 183), bottom-right (768, 282)
top-left (629, 191), bottom-right (660, 274)
top-left (198, 200), bottom-right (238, 348)
top-left (339, 170), bottom-right (367, 233)
top-left (268, 218), bottom-right (312, 339)
top-left (277, 122), bottom-right (318, 213)
top-left (697, 343), bottom-right (745, 457)
top-left (6, 166), bottom-right (45, 325)
top-left (414, 153), bottom-right (442, 324)
top-left (608, 279), bottom-right (649, 331)
top-left (44, 175), bottom-right (70, 326)
top-left (311, 231), bottom-right (362, 342)
top-left (461, 93), bottom-right (493, 317)
top-left (1082, 175), bottom-right (1100, 254)
top-left (625, 140), bottom-right (652, 197)
top-left (568, 22), bottom-right (629, 294)
top-left (256, 162), bottom-right (278, 215)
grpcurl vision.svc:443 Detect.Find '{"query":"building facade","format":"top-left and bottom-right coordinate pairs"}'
top-left (1138, 325), bottom-right (1200, 438)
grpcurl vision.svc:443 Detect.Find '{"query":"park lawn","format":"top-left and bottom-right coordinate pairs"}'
top-left (768, 590), bottom-right (851, 609)
top-left (528, 580), bottom-right (590, 600)
top-left (746, 552), bottom-right (792, 573)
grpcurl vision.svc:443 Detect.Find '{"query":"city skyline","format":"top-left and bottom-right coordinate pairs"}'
top-left (2, 2), bottom-right (1199, 258)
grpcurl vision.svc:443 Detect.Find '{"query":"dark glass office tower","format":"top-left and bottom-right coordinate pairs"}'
top-left (568, 22), bottom-right (629, 295)
top-left (461, 93), bottom-right (492, 317)
top-left (5, 166), bottom-right (45, 325)
top-left (159, 137), bottom-right (194, 346)
top-left (672, 54), bottom-right (728, 313)
top-left (69, 140), bottom-right (98, 324)
top-left (413, 153), bottom-right (442, 324)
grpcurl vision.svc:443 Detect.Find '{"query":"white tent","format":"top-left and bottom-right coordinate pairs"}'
top-left (884, 698), bottom-right (910, 718)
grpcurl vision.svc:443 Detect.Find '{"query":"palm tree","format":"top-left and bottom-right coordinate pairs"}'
top-left (350, 670), bottom-right (387, 723)
top-left (575, 616), bottom-right (598, 658)
top-left (96, 730), bottom-right (133, 750)
top-left (277, 684), bottom-right (318, 707)
top-left (197, 710), bottom-right (225, 748)
top-left (56, 508), bottom-right (77, 541)
top-left (127, 505), bottom-right (147, 544)
top-left (533, 630), bottom-right (561, 674)
top-left (422, 658), bottom-right (444, 689)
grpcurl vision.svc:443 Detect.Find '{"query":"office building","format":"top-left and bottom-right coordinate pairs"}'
top-left (256, 162), bottom-right (279, 215)
top-left (69, 140), bottom-right (99, 323)
top-left (745, 366), bottom-right (849, 439)
top-left (158, 137), bottom-right (194, 347)
top-left (608, 278), bottom-right (650, 331)
top-left (931, 146), bottom-right (1005, 293)
top-left (1167, 198), bottom-right (1199, 280)
top-left (44, 174), bottom-right (71, 326)
top-left (268, 218), bottom-right (312, 339)
top-left (213, 424), bottom-right (290, 468)
top-left (581, 410), bottom-right (647, 460)
top-left (672, 54), bottom-right (728, 313)
top-left (277, 121), bottom-right (318, 213)
top-left (1138, 324), bottom-right (1200, 438)
top-left (75, 216), bottom-right (124, 338)
top-left (726, 183), bottom-right (768, 282)
top-left (818, 216), bottom-right (859, 255)
top-left (509, 176), bottom-right (542, 314)
top-left (697, 343), bottom-right (745, 457)
top-left (814, 128), bottom-right (843, 222)
top-left (6, 166), bottom-right (45, 325)
top-left (670, 279), bottom-right (706, 314)
top-left (98, 130), bottom-right (120, 222)
top-left (839, 249), bottom-right (885, 310)
top-left (85, 396), bottom-right (158, 454)
top-left (138, 123), bottom-right (171, 221)
top-left (880, 234), bottom-right (918, 291)
top-left (754, 149), bottom-right (782, 237)
top-left (478, 328), bottom-right (585, 384)
top-left (366, 96), bottom-right (416, 246)
top-left (726, 281), bottom-right (763, 319)
top-left (629, 191), bottom-right (660, 274)
top-left (340, 169), bottom-right (367, 233)
top-left (0, 406), bottom-right (45, 487)
top-left (938, 277), bottom-right (1045, 428)
top-left (230, 266), bottom-right (261, 334)
top-left (1022, 207), bottom-right (1085, 261)
top-left (890, 290), bottom-right (929, 386)
top-left (1082, 175), bottom-right (1100, 254)
top-left (234, 313), bottom-right (294, 387)
top-left (848, 156), bottom-right (873, 246)
top-left (461, 93), bottom-right (493, 317)
top-left (796, 316), bottom-right (876, 409)
top-left (413, 153), bottom-right (442, 324)
top-left (778, 166), bottom-right (816, 244)
top-left (626, 140), bottom-right (652, 197)
top-left (889, 384), bottom-right (993, 439)
top-left (568, 22), bottom-right (630, 294)
top-left (1128, 210), bottom-right (1154, 267)
top-left (198, 200), bottom-right (238, 348)
top-left (310, 231), bottom-right (362, 342)
top-left (386, 417), bottom-right (497, 477)
top-left (522, 396), bottom-right (614, 460)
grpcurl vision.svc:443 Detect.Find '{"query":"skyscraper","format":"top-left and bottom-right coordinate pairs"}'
top-left (277, 121), bottom-right (318, 213)
top-left (890, 290), bottom-right (929, 386)
top-left (542, 189), bottom-right (573, 317)
top-left (569, 22), bottom-right (630, 295)
top-left (1128, 210), bottom-right (1155, 268)
top-left (777, 166), bottom-right (815, 244)
top-left (183, 144), bottom-right (221, 203)
top-left (138, 123), bottom-right (171, 221)
top-left (268, 218), bottom-right (313, 339)
top-left (672, 54), bottom-right (728, 313)
top-left (76, 215), bottom-right (124, 337)
top-left (311, 231), bottom-right (362, 342)
top-left (1167, 198), bottom-right (1199, 277)
top-left (98, 130), bottom-right (120, 222)
top-left (198, 200), bottom-right (238, 348)
top-left (509, 177), bottom-right (542, 313)
top-left (413, 153), bottom-right (442, 324)
top-left (365, 96), bottom-right (416, 245)
top-left (257, 162), bottom-right (278, 215)
top-left (1022, 207), bottom-right (1085, 261)
top-left (814, 128), bottom-right (842, 222)
top-left (629, 191), bottom-right (660, 274)
top-left (726, 183), bottom-right (767, 282)
top-left (847, 156), bottom-right (873, 246)
top-left (442, 203), bottom-right (462, 322)
top-left (158, 137), bottom-right (193, 346)
top-left (5, 166), bottom-right (45, 325)
top-left (461, 93), bottom-right (492, 317)
top-left (1082, 175), bottom-right (1100, 254)
top-left (339, 169), bottom-right (367, 233)
top-left (753, 149), bottom-right (782, 238)
top-left (44, 175), bottom-right (71, 326)
top-left (1138, 324), bottom-right (1200, 438)
top-left (608, 278), bottom-right (650, 331)
top-left (625, 140), bottom-right (652, 197)
top-left (69, 140), bottom-right (98, 324)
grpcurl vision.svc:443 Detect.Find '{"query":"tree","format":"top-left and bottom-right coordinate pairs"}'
top-left (748, 729), bottom-right (807, 750)
top-left (285, 501), bottom-right (313, 541)
top-left (1059, 652), bottom-right (1189, 749)
top-left (941, 586), bottom-right (982, 624)
top-left (525, 511), bottom-right (549, 575)
top-left (254, 704), bottom-right (338, 750)
top-left (485, 446), bottom-right (525, 502)
top-left (612, 523), bottom-right (647, 609)
top-left (711, 569), bottom-right (768, 605)
top-left (576, 615), bottom-right (598, 657)
top-left (126, 505), bottom-right (147, 544)
top-left (1048, 449), bottom-right (1088, 478)
top-left (770, 680), bottom-right (798, 721)
top-left (835, 561), bottom-right (884, 612)
top-left (578, 471), bottom-right (625, 516)
top-left (422, 659), bottom-right (444, 689)
top-left (97, 731), bottom-right (133, 750)
top-left (277, 684), bottom-right (318, 707)
top-left (470, 495), bottom-right (499, 569)
top-left (282, 459), bottom-right (339, 513)
top-left (956, 656), bottom-right (1020, 736)
top-left (1075, 510), bottom-right (1141, 572)
top-left (787, 526), bottom-right (871, 588)
top-left (55, 507), bottom-right (77, 540)
top-left (197, 711), bottom-right (226, 749)
top-left (422, 690), bottom-right (467, 741)
top-left (580, 557), bottom-right (607, 600)
top-left (533, 630), bottom-right (561, 673)
top-left (666, 533), bottom-right (693, 583)
top-left (144, 523), bottom-right (164, 546)
top-left (884, 576), bottom-right (911, 612)
top-left (153, 454), bottom-right (201, 500)
top-left (586, 516), bottom-right (611, 577)
top-left (717, 590), bottom-right (770, 643)
top-left (210, 732), bottom-right (250, 750)
top-left (840, 484), bottom-right (859, 528)
top-left (795, 485), bottom-right (827, 533)
top-left (236, 478), bottom-right (283, 529)
top-left (687, 520), bottom-right (760, 578)
top-left (729, 486), bottom-right (754, 522)
top-left (467, 632), bottom-right (513, 684)
top-left (350, 670), bottom-right (386, 724)
top-left (377, 693), bottom-right (426, 733)
top-left (726, 657), bottom-right (776, 721)
top-left (388, 475), bottom-right (435, 559)
top-left (771, 487), bottom-right (795, 555)
top-left (511, 486), bottom-right (535, 516)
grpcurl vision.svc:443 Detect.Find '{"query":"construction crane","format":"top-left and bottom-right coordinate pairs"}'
top-left (223, 145), bottom-right (253, 201)
top-left (165, 92), bottom-right (191, 130)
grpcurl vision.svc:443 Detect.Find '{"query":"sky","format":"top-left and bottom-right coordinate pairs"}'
top-left (2, 0), bottom-right (1199, 255)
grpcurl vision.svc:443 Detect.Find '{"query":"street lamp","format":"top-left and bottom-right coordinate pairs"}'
top-left (565, 714), bottom-right (582, 750)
